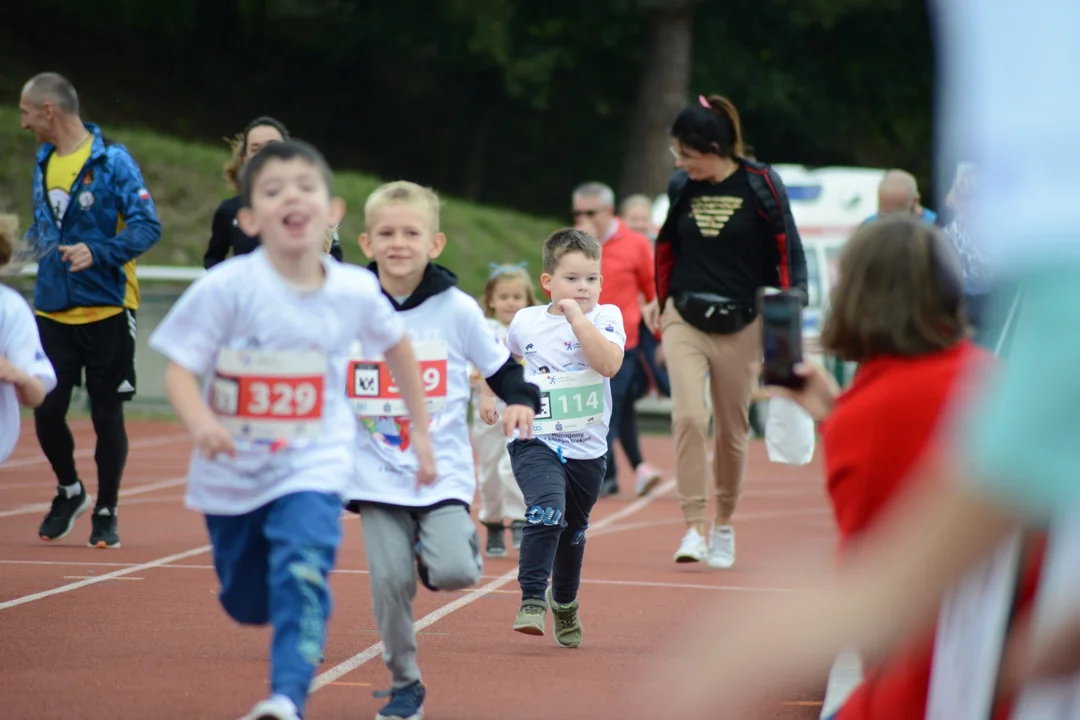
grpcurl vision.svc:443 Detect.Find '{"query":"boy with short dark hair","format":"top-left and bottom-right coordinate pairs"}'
top-left (150, 142), bottom-right (434, 720)
top-left (505, 227), bottom-right (626, 648)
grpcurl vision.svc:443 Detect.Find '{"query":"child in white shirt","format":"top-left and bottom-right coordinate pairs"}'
top-left (471, 262), bottom-right (536, 557)
top-left (148, 142), bottom-right (434, 720)
top-left (0, 214), bottom-right (56, 466)
top-left (505, 228), bottom-right (626, 649)
top-left (345, 181), bottom-right (540, 720)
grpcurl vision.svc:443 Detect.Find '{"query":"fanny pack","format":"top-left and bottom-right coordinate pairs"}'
top-left (673, 292), bottom-right (757, 335)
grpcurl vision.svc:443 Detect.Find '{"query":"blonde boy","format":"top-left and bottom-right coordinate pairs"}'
top-left (345, 181), bottom-right (540, 720)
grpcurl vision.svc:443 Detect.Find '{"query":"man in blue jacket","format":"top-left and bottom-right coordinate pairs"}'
top-left (19, 73), bottom-right (161, 549)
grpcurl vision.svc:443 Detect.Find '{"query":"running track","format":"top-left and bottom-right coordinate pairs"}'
top-left (0, 418), bottom-right (838, 719)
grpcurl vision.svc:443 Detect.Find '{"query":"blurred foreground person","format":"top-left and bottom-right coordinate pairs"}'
top-left (636, 0), bottom-right (1080, 716)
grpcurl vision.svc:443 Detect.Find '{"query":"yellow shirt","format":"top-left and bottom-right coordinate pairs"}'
top-left (39, 140), bottom-right (139, 325)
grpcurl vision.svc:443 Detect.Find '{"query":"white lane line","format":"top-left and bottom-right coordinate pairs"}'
top-left (0, 476), bottom-right (187, 518)
top-left (587, 507), bottom-right (831, 538)
top-left (62, 576), bottom-right (145, 581)
top-left (0, 545), bottom-right (211, 611)
top-left (311, 479), bottom-right (678, 691)
top-left (0, 431), bottom-right (190, 471)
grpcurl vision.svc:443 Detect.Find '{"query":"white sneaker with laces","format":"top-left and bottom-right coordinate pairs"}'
top-left (707, 525), bottom-right (736, 569)
top-left (239, 695), bottom-right (301, 720)
top-left (673, 527), bottom-right (708, 563)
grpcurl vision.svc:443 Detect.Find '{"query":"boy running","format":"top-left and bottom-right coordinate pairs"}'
top-left (149, 142), bottom-right (434, 720)
top-left (345, 180), bottom-right (540, 720)
top-left (506, 228), bottom-right (625, 648)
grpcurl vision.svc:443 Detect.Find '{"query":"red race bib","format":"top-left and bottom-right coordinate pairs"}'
top-left (211, 348), bottom-right (327, 444)
top-left (348, 340), bottom-right (448, 417)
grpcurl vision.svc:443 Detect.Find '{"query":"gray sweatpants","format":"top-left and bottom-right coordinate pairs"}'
top-left (359, 503), bottom-right (483, 687)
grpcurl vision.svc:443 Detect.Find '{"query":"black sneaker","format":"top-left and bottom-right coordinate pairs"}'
top-left (484, 522), bottom-right (507, 558)
top-left (510, 520), bottom-right (525, 550)
top-left (88, 507), bottom-right (121, 549)
top-left (38, 483), bottom-right (91, 542)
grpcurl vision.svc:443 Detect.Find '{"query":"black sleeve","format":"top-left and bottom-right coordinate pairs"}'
top-left (484, 357), bottom-right (540, 411)
top-left (329, 229), bottom-right (344, 261)
top-left (204, 200), bottom-right (235, 269)
top-left (767, 168), bottom-right (809, 304)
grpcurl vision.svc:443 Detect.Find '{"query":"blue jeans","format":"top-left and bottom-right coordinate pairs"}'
top-left (205, 491), bottom-right (343, 716)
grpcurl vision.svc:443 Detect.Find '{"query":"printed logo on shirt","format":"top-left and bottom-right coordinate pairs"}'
top-left (564, 341), bottom-right (580, 351)
top-left (34, 350), bottom-right (46, 362)
top-left (137, 188), bottom-right (151, 201)
top-left (690, 195), bottom-right (744, 238)
top-left (604, 324), bottom-right (614, 332)
top-left (524, 343), bottom-right (536, 354)
top-left (78, 191), bottom-right (94, 210)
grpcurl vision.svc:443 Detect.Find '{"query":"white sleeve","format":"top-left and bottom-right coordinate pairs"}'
top-left (355, 288), bottom-right (405, 357)
top-left (593, 304), bottom-right (626, 350)
top-left (463, 299), bottom-right (510, 379)
top-left (3, 293), bottom-right (57, 394)
top-left (148, 273), bottom-right (232, 376)
top-left (504, 314), bottom-right (522, 357)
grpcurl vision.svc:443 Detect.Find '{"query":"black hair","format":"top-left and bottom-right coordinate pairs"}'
top-left (239, 139), bottom-right (333, 208)
top-left (670, 94), bottom-right (746, 159)
top-left (241, 116), bottom-right (290, 155)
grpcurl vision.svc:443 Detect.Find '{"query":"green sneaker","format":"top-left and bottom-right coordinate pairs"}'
top-left (546, 587), bottom-right (583, 648)
top-left (513, 598), bottom-right (547, 636)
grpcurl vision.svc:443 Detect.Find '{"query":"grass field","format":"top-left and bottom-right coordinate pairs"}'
top-left (0, 106), bottom-right (560, 297)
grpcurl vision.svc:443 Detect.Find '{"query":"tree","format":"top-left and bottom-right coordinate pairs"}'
top-left (618, 0), bottom-right (704, 200)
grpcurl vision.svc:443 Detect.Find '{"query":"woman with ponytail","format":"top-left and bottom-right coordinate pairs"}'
top-left (644, 93), bottom-right (808, 569)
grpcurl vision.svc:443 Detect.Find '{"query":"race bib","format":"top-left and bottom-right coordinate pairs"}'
top-left (210, 348), bottom-right (327, 444)
top-left (528, 369), bottom-right (605, 435)
top-left (348, 340), bottom-right (448, 417)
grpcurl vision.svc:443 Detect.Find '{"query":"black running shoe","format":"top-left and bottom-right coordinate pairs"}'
top-left (38, 483), bottom-right (91, 542)
top-left (88, 507), bottom-right (121, 549)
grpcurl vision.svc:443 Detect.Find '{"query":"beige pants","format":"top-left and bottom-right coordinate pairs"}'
top-left (471, 400), bottom-right (526, 525)
top-left (661, 298), bottom-right (761, 524)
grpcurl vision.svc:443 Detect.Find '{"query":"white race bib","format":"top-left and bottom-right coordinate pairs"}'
top-left (528, 369), bottom-right (605, 435)
top-left (210, 348), bottom-right (327, 445)
top-left (347, 340), bottom-right (448, 417)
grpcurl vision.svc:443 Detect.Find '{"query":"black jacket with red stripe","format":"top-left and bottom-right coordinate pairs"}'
top-left (654, 160), bottom-right (808, 310)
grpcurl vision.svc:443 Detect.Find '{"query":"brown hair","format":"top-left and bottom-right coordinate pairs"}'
top-left (542, 228), bottom-right (602, 275)
top-left (670, 94), bottom-right (746, 159)
top-left (0, 214), bottom-right (16, 269)
top-left (223, 116), bottom-right (290, 194)
top-left (482, 264), bottom-right (538, 318)
top-left (820, 215), bottom-right (966, 362)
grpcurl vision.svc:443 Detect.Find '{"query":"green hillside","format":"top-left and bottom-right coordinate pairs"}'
top-left (0, 106), bottom-right (559, 296)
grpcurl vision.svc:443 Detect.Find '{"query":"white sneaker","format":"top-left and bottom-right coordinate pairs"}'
top-left (707, 525), bottom-right (736, 569)
top-left (634, 464), bottom-right (663, 497)
top-left (239, 696), bottom-right (301, 720)
top-left (673, 528), bottom-right (708, 563)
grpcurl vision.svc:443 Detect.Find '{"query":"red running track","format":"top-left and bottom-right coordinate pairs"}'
top-left (0, 418), bottom-right (836, 719)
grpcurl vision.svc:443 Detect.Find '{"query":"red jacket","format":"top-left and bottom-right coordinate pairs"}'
top-left (821, 341), bottom-right (1042, 719)
top-left (598, 220), bottom-right (655, 350)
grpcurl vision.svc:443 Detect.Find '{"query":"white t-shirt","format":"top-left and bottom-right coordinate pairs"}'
top-left (346, 288), bottom-right (509, 507)
top-left (469, 317), bottom-right (510, 415)
top-left (505, 303), bottom-right (625, 460)
top-left (0, 285), bottom-right (57, 466)
top-left (148, 249), bottom-right (404, 516)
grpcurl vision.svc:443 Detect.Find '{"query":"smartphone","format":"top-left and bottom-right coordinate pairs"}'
top-left (758, 289), bottom-right (805, 390)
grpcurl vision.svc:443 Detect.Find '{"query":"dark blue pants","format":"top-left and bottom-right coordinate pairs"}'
top-left (636, 320), bottom-right (670, 397)
top-left (205, 491), bottom-right (342, 717)
top-left (509, 439), bottom-right (605, 603)
top-left (604, 347), bottom-right (639, 483)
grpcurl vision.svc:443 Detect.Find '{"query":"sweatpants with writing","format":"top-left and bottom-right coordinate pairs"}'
top-left (204, 491), bottom-right (342, 717)
top-left (508, 438), bottom-right (606, 604)
top-left (358, 503), bottom-right (483, 688)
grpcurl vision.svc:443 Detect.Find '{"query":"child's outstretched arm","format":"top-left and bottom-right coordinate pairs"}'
top-left (483, 358), bottom-right (539, 438)
top-left (0, 360), bottom-right (48, 408)
top-left (164, 362), bottom-right (235, 460)
top-left (382, 337), bottom-right (436, 486)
